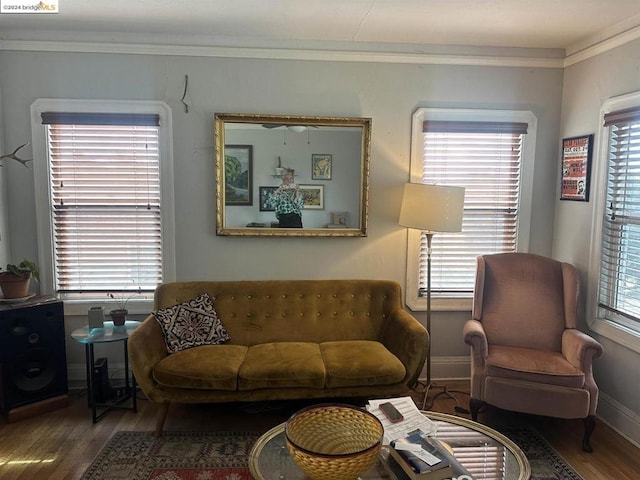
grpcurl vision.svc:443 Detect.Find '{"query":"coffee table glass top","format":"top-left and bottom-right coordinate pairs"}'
top-left (249, 411), bottom-right (530, 480)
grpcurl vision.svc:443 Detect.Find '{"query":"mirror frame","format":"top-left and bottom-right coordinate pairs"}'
top-left (215, 113), bottom-right (371, 237)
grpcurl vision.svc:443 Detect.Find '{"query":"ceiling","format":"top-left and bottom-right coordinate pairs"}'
top-left (2, 0), bottom-right (640, 57)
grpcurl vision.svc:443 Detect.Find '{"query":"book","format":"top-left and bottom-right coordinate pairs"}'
top-left (379, 451), bottom-right (415, 480)
top-left (366, 397), bottom-right (438, 444)
top-left (389, 433), bottom-right (454, 480)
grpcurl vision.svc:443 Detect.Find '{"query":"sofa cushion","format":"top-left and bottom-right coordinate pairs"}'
top-left (153, 292), bottom-right (230, 353)
top-left (321, 340), bottom-right (406, 388)
top-left (238, 342), bottom-right (325, 390)
top-left (486, 345), bottom-right (585, 389)
top-left (153, 344), bottom-right (248, 390)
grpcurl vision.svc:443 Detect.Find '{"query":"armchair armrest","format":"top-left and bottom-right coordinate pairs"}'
top-left (562, 328), bottom-right (603, 372)
top-left (463, 319), bottom-right (489, 399)
top-left (379, 309), bottom-right (428, 387)
top-left (463, 319), bottom-right (488, 361)
top-left (128, 314), bottom-right (169, 401)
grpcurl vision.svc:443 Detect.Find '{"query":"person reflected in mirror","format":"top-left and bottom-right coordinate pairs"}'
top-left (268, 168), bottom-right (304, 228)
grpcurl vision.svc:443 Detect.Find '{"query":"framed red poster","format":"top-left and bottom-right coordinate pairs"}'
top-left (560, 134), bottom-right (593, 202)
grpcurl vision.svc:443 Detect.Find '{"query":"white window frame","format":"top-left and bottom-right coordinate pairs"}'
top-left (30, 99), bottom-right (176, 316)
top-left (587, 91), bottom-right (640, 353)
top-left (406, 108), bottom-right (536, 311)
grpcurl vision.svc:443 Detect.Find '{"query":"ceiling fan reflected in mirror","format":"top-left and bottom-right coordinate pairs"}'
top-left (261, 124), bottom-right (319, 133)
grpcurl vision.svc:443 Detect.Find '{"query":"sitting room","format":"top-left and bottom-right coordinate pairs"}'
top-left (0, 1), bottom-right (639, 479)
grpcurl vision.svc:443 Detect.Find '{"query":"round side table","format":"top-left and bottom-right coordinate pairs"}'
top-left (71, 320), bottom-right (140, 423)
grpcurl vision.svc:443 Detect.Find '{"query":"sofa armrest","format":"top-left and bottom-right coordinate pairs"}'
top-left (380, 309), bottom-right (428, 387)
top-left (128, 315), bottom-right (169, 401)
top-left (562, 328), bottom-right (603, 372)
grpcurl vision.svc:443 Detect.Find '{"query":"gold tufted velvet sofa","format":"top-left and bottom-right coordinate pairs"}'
top-left (129, 279), bottom-right (428, 435)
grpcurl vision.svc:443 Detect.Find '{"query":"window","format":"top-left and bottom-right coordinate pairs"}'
top-left (31, 100), bottom-right (175, 314)
top-left (597, 104), bottom-right (640, 334)
top-left (406, 109), bottom-right (536, 310)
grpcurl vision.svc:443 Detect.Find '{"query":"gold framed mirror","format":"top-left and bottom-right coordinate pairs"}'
top-left (215, 113), bottom-right (371, 237)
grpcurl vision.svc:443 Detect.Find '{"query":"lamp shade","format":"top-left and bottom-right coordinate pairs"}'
top-left (399, 183), bottom-right (465, 233)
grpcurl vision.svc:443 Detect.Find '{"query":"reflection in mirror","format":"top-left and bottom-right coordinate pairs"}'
top-left (215, 113), bottom-right (371, 237)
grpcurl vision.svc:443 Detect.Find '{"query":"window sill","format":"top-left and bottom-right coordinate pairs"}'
top-left (405, 295), bottom-right (473, 312)
top-left (589, 317), bottom-right (640, 353)
top-left (61, 298), bottom-right (154, 317)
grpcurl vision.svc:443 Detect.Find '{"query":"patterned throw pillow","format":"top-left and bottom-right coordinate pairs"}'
top-left (153, 292), bottom-right (230, 353)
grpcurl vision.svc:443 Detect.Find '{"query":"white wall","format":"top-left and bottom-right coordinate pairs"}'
top-left (0, 50), bottom-right (562, 389)
top-left (555, 38), bottom-right (640, 446)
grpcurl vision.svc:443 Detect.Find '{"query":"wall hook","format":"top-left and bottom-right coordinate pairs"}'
top-left (181, 74), bottom-right (190, 113)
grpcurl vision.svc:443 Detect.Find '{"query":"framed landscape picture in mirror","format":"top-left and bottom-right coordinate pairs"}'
top-left (299, 184), bottom-right (324, 210)
top-left (224, 144), bottom-right (253, 206)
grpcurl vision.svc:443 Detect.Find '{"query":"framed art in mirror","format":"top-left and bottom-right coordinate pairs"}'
top-left (259, 186), bottom-right (277, 212)
top-left (299, 184), bottom-right (324, 210)
top-left (224, 144), bottom-right (253, 206)
top-left (311, 154), bottom-right (332, 180)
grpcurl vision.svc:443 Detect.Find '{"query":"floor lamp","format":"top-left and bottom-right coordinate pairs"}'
top-left (399, 183), bottom-right (465, 410)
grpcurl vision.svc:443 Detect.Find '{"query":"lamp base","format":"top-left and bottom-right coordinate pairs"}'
top-left (420, 382), bottom-right (470, 413)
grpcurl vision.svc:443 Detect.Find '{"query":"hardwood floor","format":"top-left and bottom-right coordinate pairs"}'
top-left (0, 381), bottom-right (638, 479)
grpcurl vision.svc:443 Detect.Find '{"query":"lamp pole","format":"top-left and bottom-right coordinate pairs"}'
top-left (423, 231), bottom-right (434, 409)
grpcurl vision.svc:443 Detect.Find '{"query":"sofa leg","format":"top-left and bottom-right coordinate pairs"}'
top-left (469, 398), bottom-right (485, 422)
top-left (582, 415), bottom-right (596, 453)
top-left (155, 403), bottom-right (170, 438)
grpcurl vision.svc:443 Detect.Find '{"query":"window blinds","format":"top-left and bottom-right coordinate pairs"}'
top-left (420, 122), bottom-right (525, 295)
top-left (599, 107), bottom-right (640, 324)
top-left (42, 113), bottom-right (162, 293)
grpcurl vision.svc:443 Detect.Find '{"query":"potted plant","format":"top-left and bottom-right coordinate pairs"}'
top-left (107, 287), bottom-right (142, 326)
top-left (0, 259), bottom-right (39, 299)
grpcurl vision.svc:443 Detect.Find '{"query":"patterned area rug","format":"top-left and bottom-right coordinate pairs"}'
top-left (81, 431), bottom-right (258, 480)
top-left (82, 428), bottom-right (582, 480)
top-left (498, 426), bottom-right (584, 480)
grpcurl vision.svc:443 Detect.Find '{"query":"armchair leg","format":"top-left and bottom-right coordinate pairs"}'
top-left (470, 398), bottom-right (485, 422)
top-left (583, 415), bottom-right (596, 453)
top-left (155, 403), bottom-right (170, 438)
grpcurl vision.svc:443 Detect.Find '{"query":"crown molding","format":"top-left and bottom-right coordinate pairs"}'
top-left (0, 39), bottom-right (564, 69)
top-left (564, 23), bottom-right (640, 68)
top-left (2, 20), bottom-right (640, 69)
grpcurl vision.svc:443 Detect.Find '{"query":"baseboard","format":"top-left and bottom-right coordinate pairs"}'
top-left (429, 355), bottom-right (471, 381)
top-left (596, 391), bottom-right (640, 449)
top-left (5, 394), bottom-right (70, 423)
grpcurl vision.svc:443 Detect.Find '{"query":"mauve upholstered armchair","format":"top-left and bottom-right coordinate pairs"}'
top-left (463, 253), bottom-right (603, 452)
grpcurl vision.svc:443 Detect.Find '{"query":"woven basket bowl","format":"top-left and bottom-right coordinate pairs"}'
top-left (285, 403), bottom-right (384, 480)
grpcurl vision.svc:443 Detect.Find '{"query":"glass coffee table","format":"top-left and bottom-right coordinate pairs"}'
top-left (249, 411), bottom-right (530, 480)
